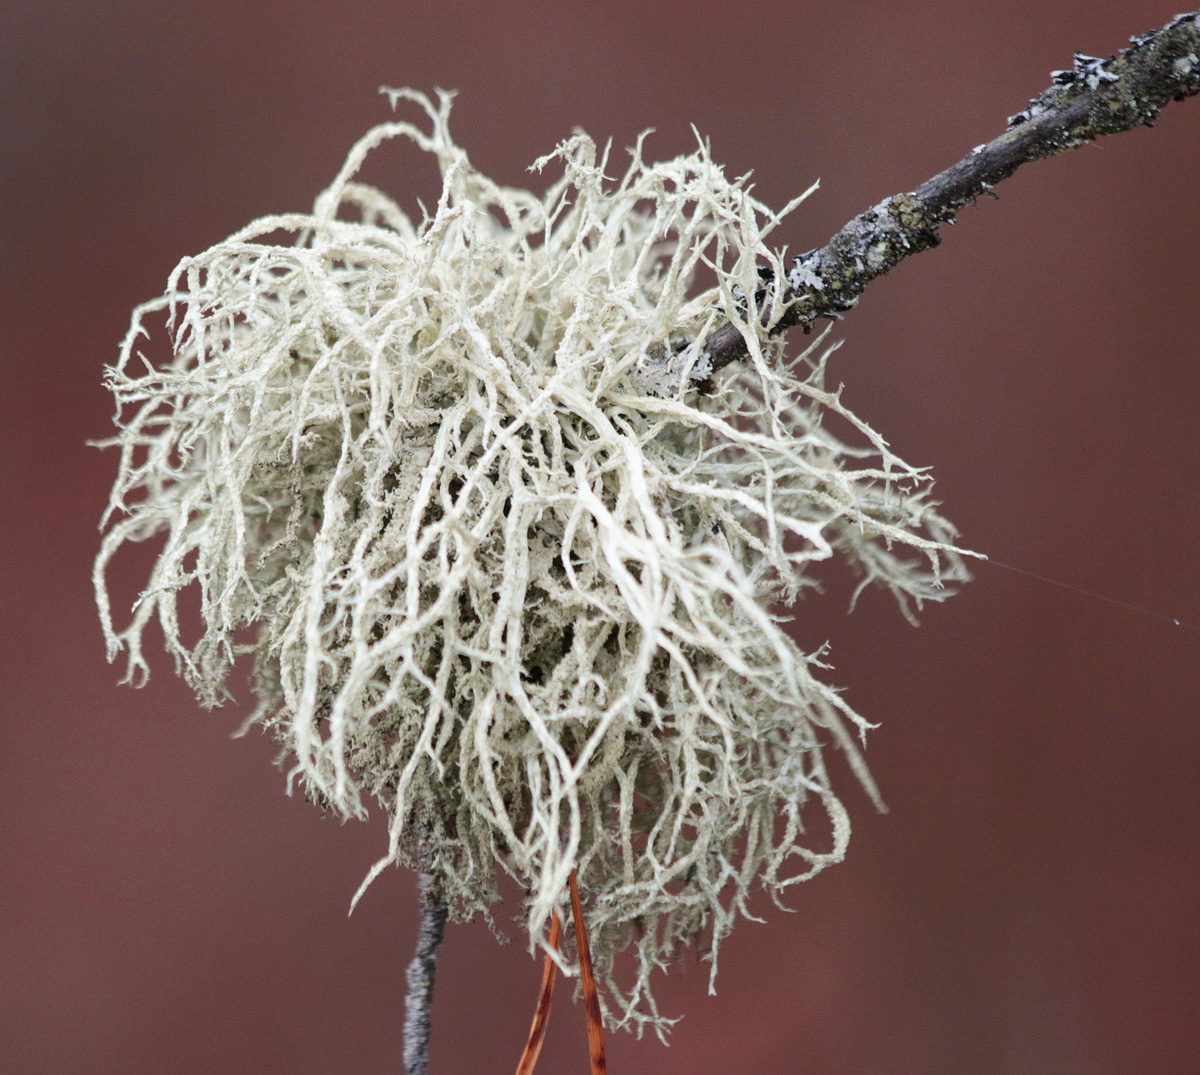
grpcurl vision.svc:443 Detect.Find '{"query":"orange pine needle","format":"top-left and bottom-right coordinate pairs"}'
top-left (514, 910), bottom-right (563, 1075)
top-left (569, 869), bottom-right (607, 1075)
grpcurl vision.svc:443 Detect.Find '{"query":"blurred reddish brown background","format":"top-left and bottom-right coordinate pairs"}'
top-left (2, 2), bottom-right (1197, 1073)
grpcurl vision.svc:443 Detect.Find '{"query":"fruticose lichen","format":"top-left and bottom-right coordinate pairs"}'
top-left (95, 89), bottom-right (970, 1033)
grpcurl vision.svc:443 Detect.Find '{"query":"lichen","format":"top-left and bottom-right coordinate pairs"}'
top-left (95, 89), bottom-right (971, 1033)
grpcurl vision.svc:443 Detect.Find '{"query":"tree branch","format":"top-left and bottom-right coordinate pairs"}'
top-left (404, 13), bottom-right (1199, 1061)
top-left (695, 11), bottom-right (1200, 385)
top-left (403, 873), bottom-right (448, 1075)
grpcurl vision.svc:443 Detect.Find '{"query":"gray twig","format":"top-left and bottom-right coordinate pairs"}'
top-left (694, 11), bottom-right (1200, 386)
top-left (403, 873), bottom-right (448, 1075)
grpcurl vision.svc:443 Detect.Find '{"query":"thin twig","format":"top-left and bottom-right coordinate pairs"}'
top-left (569, 870), bottom-right (607, 1075)
top-left (404, 873), bottom-right (448, 1075)
top-left (690, 11), bottom-right (1200, 385)
top-left (399, 14), bottom-right (1200, 1070)
top-left (514, 911), bottom-right (564, 1075)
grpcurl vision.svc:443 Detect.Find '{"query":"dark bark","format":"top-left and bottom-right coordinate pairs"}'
top-left (694, 11), bottom-right (1200, 385)
top-left (403, 873), bottom-right (448, 1075)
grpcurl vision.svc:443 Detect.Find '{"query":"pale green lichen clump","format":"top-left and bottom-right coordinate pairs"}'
top-left (95, 89), bottom-right (969, 1032)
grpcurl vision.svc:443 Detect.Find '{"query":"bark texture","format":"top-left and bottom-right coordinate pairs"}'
top-left (697, 11), bottom-right (1200, 383)
top-left (403, 874), bottom-right (447, 1075)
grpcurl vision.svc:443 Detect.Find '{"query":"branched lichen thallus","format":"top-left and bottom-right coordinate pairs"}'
top-left (95, 88), bottom-right (971, 1033)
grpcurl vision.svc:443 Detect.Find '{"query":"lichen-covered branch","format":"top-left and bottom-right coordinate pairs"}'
top-left (403, 874), bottom-right (447, 1075)
top-left (98, 88), bottom-right (972, 1035)
top-left (696, 11), bottom-right (1200, 382)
